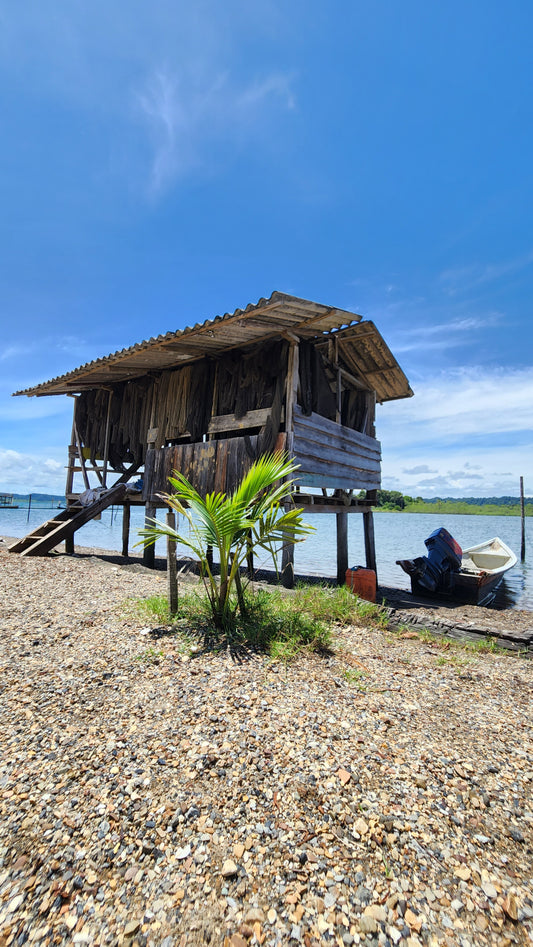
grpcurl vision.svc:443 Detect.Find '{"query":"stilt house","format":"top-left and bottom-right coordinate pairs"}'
top-left (11, 291), bottom-right (413, 582)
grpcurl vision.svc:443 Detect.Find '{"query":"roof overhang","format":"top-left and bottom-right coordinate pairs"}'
top-left (13, 290), bottom-right (413, 403)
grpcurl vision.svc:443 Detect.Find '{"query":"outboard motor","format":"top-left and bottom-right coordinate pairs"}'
top-left (397, 527), bottom-right (462, 594)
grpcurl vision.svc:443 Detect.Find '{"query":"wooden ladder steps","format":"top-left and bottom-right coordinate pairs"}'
top-left (8, 484), bottom-right (127, 557)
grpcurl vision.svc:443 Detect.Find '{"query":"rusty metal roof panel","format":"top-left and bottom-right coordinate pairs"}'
top-left (13, 292), bottom-right (411, 401)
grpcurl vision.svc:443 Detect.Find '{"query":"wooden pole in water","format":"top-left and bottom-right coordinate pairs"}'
top-left (122, 503), bottom-right (131, 558)
top-left (520, 476), bottom-right (526, 562)
top-left (166, 510), bottom-right (178, 615)
top-left (27, 494), bottom-right (32, 523)
top-left (336, 512), bottom-right (348, 585)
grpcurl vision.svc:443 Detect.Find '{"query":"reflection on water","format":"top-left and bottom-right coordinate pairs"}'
top-left (1, 506), bottom-right (532, 611)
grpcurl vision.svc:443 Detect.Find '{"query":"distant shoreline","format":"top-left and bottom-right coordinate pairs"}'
top-left (379, 506), bottom-right (531, 516)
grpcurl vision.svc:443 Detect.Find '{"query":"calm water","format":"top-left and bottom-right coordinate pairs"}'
top-left (1, 506), bottom-right (531, 610)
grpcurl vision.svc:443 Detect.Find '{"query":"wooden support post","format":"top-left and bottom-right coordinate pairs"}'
top-left (122, 503), bottom-right (131, 558)
top-left (363, 510), bottom-right (377, 578)
top-left (336, 512), bottom-right (348, 585)
top-left (143, 504), bottom-right (156, 569)
top-left (73, 420), bottom-right (90, 491)
top-left (246, 533), bottom-right (254, 579)
top-left (66, 398), bottom-right (77, 499)
top-left (65, 535), bottom-right (75, 555)
top-left (166, 510), bottom-right (178, 614)
top-left (285, 341), bottom-right (299, 442)
top-left (281, 340), bottom-right (299, 589)
top-left (102, 390), bottom-right (113, 488)
top-left (281, 502), bottom-right (295, 588)
top-left (520, 476), bottom-right (526, 562)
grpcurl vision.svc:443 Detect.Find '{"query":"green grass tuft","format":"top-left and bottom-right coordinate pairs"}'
top-left (129, 580), bottom-right (393, 661)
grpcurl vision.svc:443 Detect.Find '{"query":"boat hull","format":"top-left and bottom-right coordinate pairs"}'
top-left (399, 536), bottom-right (517, 607)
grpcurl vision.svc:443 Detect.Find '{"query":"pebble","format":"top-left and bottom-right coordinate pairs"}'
top-left (0, 547), bottom-right (531, 947)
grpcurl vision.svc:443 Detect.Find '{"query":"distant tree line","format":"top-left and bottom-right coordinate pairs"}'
top-left (357, 491), bottom-right (533, 515)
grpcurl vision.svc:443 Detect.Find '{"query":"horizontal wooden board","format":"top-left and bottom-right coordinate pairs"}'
top-left (293, 407), bottom-right (381, 457)
top-left (295, 468), bottom-right (380, 492)
top-left (208, 407), bottom-right (284, 434)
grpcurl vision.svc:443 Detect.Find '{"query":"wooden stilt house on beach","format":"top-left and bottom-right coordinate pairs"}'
top-left (11, 291), bottom-right (413, 583)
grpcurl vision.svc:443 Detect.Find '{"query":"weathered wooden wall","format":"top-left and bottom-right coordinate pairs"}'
top-left (292, 406), bottom-right (381, 492)
top-left (144, 433), bottom-right (287, 502)
top-left (75, 342), bottom-right (289, 470)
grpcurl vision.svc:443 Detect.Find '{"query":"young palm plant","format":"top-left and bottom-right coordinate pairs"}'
top-left (137, 452), bottom-right (313, 630)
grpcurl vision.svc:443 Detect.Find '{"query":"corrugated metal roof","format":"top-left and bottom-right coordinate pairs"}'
top-left (13, 290), bottom-right (413, 402)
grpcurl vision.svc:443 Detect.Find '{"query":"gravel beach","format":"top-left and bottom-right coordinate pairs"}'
top-left (0, 546), bottom-right (532, 947)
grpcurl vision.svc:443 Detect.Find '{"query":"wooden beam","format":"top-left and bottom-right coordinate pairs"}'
top-left (285, 341), bottom-right (299, 437)
top-left (73, 420), bottom-right (90, 490)
top-left (336, 512), bottom-right (348, 585)
top-left (143, 504), bottom-right (156, 569)
top-left (363, 510), bottom-right (377, 577)
top-left (122, 503), bottom-right (131, 557)
top-left (102, 388), bottom-right (113, 482)
top-left (166, 510), bottom-right (178, 614)
top-left (208, 407), bottom-right (284, 435)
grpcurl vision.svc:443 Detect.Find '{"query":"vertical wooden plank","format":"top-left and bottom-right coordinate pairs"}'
top-left (143, 449), bottom-right (155, 502)
top-left (336, 368), bottom-right (342, 424)
top-left (285, 341), bottom-right (299, 437)
top-left (73, 419), bottom-right (90, 490)
top-left (520, 475), bottom-right (526, 562)
top-left (363, 510), bottom-right (377, 578)
top-left (336, 512), bottom-right (348, 585)
top-left (281, 501), bottom-right (295, 588)
top-left (102, 389), bottom-right (113, 488)
top-left (166, 510), bottom-right (178, 614)
top-left (122, 503), bottom-right (131, 558)
top-left (65, 535), bottom-right (75, 555)
top-left (66, 397), bottom-right (77, 498)
top-left (365, 391), bottom-right (376, 438)
top-left (143, 504), bottom-right (156, 569)
top-left (246, 534), bottom-right (254, 579)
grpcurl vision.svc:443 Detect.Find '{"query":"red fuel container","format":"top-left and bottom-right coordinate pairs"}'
top-left (345, 566), bottom-right (377, 603)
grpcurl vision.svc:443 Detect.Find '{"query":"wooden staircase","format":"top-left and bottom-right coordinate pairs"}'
top-left (8, 483), bottom-right (127, 557)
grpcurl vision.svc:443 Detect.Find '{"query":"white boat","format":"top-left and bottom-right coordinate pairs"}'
top-left (453, 537), bottom-right (517, 606)
top-left (397, 530), bottom-right (517, 606)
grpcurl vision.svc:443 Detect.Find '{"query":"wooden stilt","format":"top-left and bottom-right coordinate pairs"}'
top-left (281, 502), bottom-right (295, 588)
top-left (281, 540), bottom-right (295, 588)
top-left (336, 512), bottom-right (348, 585)
top-left (65, 535), bottom-right (75, 555)
top-left (520, 476), bottom-right (526, 562)
top-left (122, 503), bottom-right (131, 558)
top-left (143, 504), bottom-right (156, 568)
top-left (363, 510), bottom-right (377, 578)
top-left (166, 510), bottom-right (178, 614)
top-left (102, 390), bottom-right (113, 488)
top-left (246, 533), bottom-right (254, 579)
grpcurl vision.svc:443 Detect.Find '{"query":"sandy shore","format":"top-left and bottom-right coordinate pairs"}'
top-left (0, 546), bottom-right (532, 946)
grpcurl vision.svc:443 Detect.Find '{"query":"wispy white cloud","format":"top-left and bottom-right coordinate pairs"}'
top-left (402, 464), bottom-right (437, 475)
top-left (439, 249), bottom-right (533, 295)
top-left (390, 312), bottom-right (503, 354)
top-left (0, 3), bottom-right (297, 196)
top-left (0, 345), bottom-right (34, 362)
top-left (378, 365), bottom-right (533, 496)
top-left (379, 365), bottom-right (533, 445)
top-left (136, 65), bottom-right (296, 194)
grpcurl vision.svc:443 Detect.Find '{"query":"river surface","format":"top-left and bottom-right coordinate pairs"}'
top-left (1, 505), bottom-right (531, 610)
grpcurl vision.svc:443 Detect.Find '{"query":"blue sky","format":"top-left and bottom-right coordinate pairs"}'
top-left (1, 1), bottom-right (532, 497)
